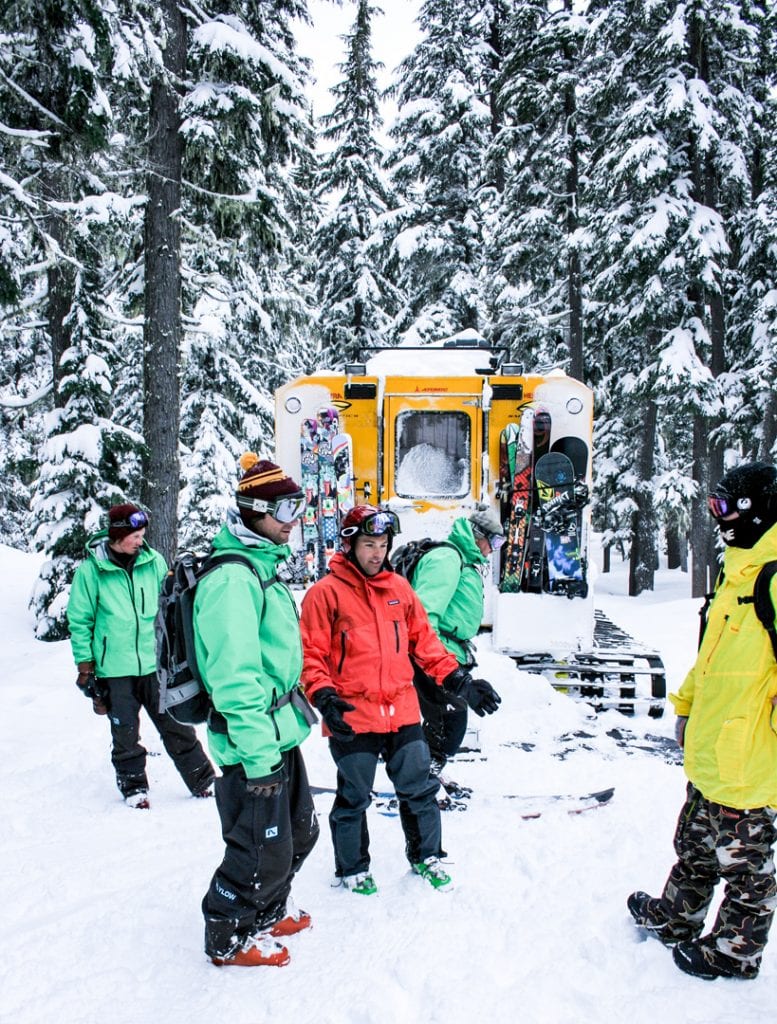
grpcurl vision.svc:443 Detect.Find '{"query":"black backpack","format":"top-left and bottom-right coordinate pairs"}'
top-left (391, 538), bottom-right (462, 584)
top-left (156, 551), bottom-right (277, 725)
top-left (698, 560), bottom-right (777, 659)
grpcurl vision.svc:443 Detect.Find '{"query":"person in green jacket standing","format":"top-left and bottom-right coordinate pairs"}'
top-left (67, 504), bottom-right (215, 809)
top-left (628, 462), bottom-right (777, 981)
top-left (193, 456), bottom-right (319, 969)
top-left (410, 506), bottom-right (505, 776)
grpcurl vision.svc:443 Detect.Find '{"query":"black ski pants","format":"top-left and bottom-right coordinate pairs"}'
top-left (105, 673), bottom-right (214, 797)
top-left (328, 723), bottom-right (442, 876)
top-left (202, 746), bottom-right (319, 958)
top-left (413, 662), bottom-right (468, 766)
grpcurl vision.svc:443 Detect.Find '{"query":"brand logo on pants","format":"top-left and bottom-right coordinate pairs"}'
top-left (265, 826), bottom-right (278, 838)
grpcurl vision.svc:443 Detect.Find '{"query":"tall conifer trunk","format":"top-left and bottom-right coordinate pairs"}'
top-left (141, 0), bottom-right (185, 563)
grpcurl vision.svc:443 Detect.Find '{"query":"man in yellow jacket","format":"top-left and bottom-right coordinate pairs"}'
top-left (628, 462), bottom-right (777, 980)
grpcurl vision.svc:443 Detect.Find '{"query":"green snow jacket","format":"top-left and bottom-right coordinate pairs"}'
top-left (411, 517), bottom-right (486, 665)
top-left (67, 531), bottom-right (167, 678)
top-left (670, 520), bottom-right (777, 809)
top-left (192, 514), bottom-right (311, 780)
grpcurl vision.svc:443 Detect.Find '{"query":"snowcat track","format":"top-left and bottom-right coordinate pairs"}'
top-left (512, 609), bottom-right (666, 718)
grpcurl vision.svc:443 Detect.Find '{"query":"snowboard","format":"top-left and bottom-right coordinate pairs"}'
top-left (316, 407), bottom-right (340, 570)
top-left (523, 408), bottom-right (552, 592)
top-left (300, 418), bottom-right (320, 582)
top-left (534, 451), bottom-right (583, 592)
top-left (500, 409), bottom-right (534, 593)
top-left (503, 786), bottom-right (614, 819)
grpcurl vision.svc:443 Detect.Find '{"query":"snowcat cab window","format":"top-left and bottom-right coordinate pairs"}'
top-left (395, 411), bottom-right (470, 499)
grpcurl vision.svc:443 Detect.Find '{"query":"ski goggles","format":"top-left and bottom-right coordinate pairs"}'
top-left (341, 510), bottom-right (401, 538)
top-left (110, 510), bottom-right (149, 530)
top-left (485, 532), bottom-right (506, 551)
top-left (707, 493), bottom-right (751, 519)
top-left (237, 494), bottom-right (306, 522)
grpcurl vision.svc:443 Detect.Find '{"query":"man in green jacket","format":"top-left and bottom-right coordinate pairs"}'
top-left (628, 462), bottom-right (777, 981)
top-left (411, 507), bottom-right (504, 775)
top-left (193, 455), bottom-right (319, 969)
top-left (67, 504), bottom-right (215, 809)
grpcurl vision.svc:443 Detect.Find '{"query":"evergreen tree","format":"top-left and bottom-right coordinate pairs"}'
top-left (385, 0), bottom-right (492, 343)
top-left (486, 0), bottom-right (590, 375)
top-left (315, 0), bottom-right (400, 365)
top-left (585, 0), bottom-right (754, 594)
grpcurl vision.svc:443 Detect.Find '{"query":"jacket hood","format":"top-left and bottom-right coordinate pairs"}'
top-left (84, 530), bottom-right (156, 568)
top-left (447, 517), bottom-right (486, 564)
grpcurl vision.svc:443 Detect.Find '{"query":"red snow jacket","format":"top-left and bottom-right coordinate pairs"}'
top-left (300, 552), bottom-right (459, 735)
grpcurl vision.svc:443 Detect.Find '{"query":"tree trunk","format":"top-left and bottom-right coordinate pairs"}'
top-left (141, 0), bottom-right (185, 564)
top-left (563, 3), bottom-right (583, 383)
top-left (628, 395), bottom-right (658, 596)
top-left (665, 522), bottom-right (685, 570)
top-left (46, 202), bottom-right (74, 404)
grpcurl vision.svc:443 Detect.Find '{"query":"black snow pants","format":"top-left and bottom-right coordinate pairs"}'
top-left (328, 723), bottom-right (442, 876)
top-left (105, 673), bottom-right (214, 797)
top-left (202, 746), bottom-right (319, 958)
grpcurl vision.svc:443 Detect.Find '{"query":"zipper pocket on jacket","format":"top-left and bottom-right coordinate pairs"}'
top-left (100, 636), bottom-right (107, 666)
top-left (338, 631), bottom-right (348, 673)
top-left (393, 621), bottom-right (400, 653)
top-left (703, 614), bottom-right (729, 668)
top-left (269, 688), bottom-right (280, 741)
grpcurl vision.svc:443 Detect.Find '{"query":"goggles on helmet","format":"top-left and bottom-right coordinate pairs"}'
top-left (341, 510), bottom-right (400, 539)
top-left (237, 494), bottom-right (306, 522)
top-left (487, 532), bottom-right (505, 551)
top-left (111, 510), bottom-right (149, 530)
top-left (707, 494), bottom-right (752, 519)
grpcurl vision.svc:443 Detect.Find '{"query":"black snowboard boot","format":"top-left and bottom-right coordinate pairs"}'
top-left (627, 891), bottom-right (701, 946)
top-left (673, 938), bottom-right (759, 981)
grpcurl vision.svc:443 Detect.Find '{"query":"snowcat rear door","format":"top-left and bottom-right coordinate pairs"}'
top-left (385, 394), bottom-right (481, 509)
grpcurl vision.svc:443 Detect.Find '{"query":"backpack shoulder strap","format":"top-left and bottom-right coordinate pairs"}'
top-left (204, 552), bottom-right (279, 591)
top-left (753, 560), bottom-right (777, 661)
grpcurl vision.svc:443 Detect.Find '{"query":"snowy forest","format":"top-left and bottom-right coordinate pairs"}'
top-left (1, 0), bottom-right (776, 640)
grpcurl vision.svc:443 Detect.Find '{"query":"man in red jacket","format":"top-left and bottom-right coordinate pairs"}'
top-left (300, 505), bottom-right (500, 895)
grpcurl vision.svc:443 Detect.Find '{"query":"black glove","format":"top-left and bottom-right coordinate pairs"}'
top-left (76, 662), bottom-right (110, 715)
top-left (312, 687), bottom-right (356, 741)
top-left (246, 766), bottom-right (285, 798)
top-left (443, 667), bottom-right (502, 717)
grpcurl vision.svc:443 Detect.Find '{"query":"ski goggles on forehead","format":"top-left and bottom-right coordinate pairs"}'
top-left (341, 510), bottom-right (401, 538)
top-left (111, 510), bottom-right (148, 529)
top-left (237, 494), bottom-right (306, 522)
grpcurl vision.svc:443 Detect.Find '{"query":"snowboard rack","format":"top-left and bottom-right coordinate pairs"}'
top-left (512, 609), bottom-right (666, 718)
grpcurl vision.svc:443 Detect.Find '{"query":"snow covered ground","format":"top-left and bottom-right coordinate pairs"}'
top-left (1, 543), bottom-right (772, 1024)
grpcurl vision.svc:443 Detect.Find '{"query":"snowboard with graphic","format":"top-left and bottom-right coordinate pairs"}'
top-left (534, 451), bottom-right (585, 594)
top-left (300, 418), bottom-right (320, 581)
top-left (523, 409), bottom-right (552, 592)
top-left (316, 407), bottom-right (340, 570)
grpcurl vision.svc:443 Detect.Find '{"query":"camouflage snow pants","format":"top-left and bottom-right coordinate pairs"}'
top-left (658, 782), bottom-right (777, 969)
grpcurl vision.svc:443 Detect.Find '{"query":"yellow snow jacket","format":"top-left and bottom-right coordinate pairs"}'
top-left (670, 521), bottom-right (777, 809)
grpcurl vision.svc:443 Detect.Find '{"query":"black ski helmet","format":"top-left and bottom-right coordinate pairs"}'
top-left (708, 461), bottom-right (777, 548)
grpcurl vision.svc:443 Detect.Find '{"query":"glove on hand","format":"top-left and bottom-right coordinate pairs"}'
top-left (76, 661), bottom-right (97, 696)
top-left (246, 766), bottom-right (285, 798)
top-left (312, 687), bottom-right (356, 741)
top-left (675, 716), bottom-right (688, 748)
top-left (443, 668), bottom-right (502, 717)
